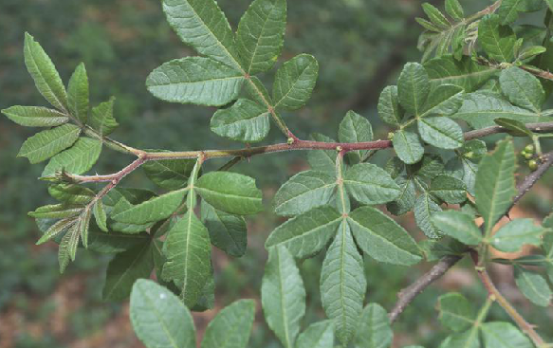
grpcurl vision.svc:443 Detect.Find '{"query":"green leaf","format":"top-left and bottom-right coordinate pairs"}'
top-left (348, 206), bottom-right (422, 266)
top-left (431, 211), bottom-right (482, 245)
top-left (273, 170), bottom-right (336, 217)
top-left (262, 245), bottom-right (306, 348)
top-left (454, 92), bottom-right (548, 129)
top-left (397, 62), bottom-right (430, 115)
top-left (24, 33), bottom-right (69, 112)
top-left (130, 279), bottom-right (196, 348)
top-left (143, 155), bottom-right (195, 191)
top-left (89, 97), bottom-right (118, 136)
top-left (197, 172), bottom-right (263, 215)
top-left (378, 86), bottom-right (403, 126)
top-left (102, 242), bottom-right (154, 301)
top-left (414, 193), bottom-right (443, 238)
top-left (243, 76), bottom-right (272, 105)
top-left (499, 67), bottom-right (545, 112)
top-left (387, 177), bottom-right (417, 216)
top-left (30, 204), bottom-right (82, 219)
top-left (393, 129), bottom-right (424, 164)
top-left (18, 124), bottom-right (81, 164)
top-left (201, 300), bottom-right (255, 348)
top-left (344, 163), bottom-right (401, 205)
top-left (37, 217), bottom-right (77, 245)
top-left (418, 117), bottom-right (464, 149)
top-left (236, 0), bottom-right (286, 75)
top-left (498, 0), bottom-right (538, 25)
top-left (58, 223), bottom-right (80, 272)
top-left (162, 0), bottom-right (242, 70)
top-left (273, 54), bottom-right (319, 111)
top-left (88, 229), bottom-right (151, 254)
top-left (425, 56), bottom-right (498, 92)
top-left (307, 133), bottom-right (337, 173)
top-left (491, 218), bottom-right (545, 252)
top-left (201, 201), bottom-right (247, 257)
top-left (42, 137), bottom-right (102, 177)
top-left (437, 293), bottom-right (476, 332)
top-left (1, 106), bottom-right (69, 127)
top-left (265, 206), bottom-right (341, 258)
top-left (162, 211), bottom-right (212, 307)
top-left (445, 0), bottom-right (464, 20)
top-left (478, 15), bottom-right (516, 62)
top-left (320, 221), bottom-right (366, 345)
top-left (147, 57), bottom-right (245, 107)
top-left (481, 322), bottom-right (533, 348)
top-left (93, 201), bottom-right (108, 232)
top-left (514, 266), bottom-right (552, 307)
top-left (494, 118), bottom-right (533, 137)
top-left (355, 303), bottom-right (393, 348)
top-left (296, 321), bottom-right (334, 348)
top-left (49, 184), bottom-right (95, 204)
top-left (338, 111), bottom-right (373, 163)
top-left (430, 175), bottom-right (467, 204)
top-left (439, 329), bottom-right (480, 348)
top-left (420, 84), bottom-right (464, 117)
top-left (422, 3), bottom-right (450, 29)
top-left (210, 99), bottom-right (270, 143)
top-left (67, 63), bottom-right (89, 123)
top-left (475, 139), bottom-right (516, 235)
top-left (112, 189), bottom-right (187, 225)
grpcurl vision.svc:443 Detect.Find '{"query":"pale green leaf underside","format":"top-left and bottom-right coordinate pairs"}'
top-left (438, 293), bottom-right (476, 332)
top-left (201, 300), bottom-right (255, 348)
top-left (130, 279), bottom-right (196, 348)
top-left (514, 266), bottom-right (552, 307)
top-left (355, 303), bottom-right (393, 348)
top-left (296, 321), bottom-right (334, 348)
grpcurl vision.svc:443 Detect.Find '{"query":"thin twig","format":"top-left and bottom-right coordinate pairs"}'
top-left (471, 252), bottom-right (547, 347)
top-left (388, 255), bottom-right (463, 323)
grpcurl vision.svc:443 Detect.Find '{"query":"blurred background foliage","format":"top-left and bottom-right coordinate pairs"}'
top-left (1, 0), bottom-right (552, 347)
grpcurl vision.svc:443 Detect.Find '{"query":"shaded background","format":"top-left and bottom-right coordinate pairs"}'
top-left (1, 0), bottom-right (552, 347)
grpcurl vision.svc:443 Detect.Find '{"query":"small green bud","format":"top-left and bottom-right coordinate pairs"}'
top-left (524, 144), bottom-right (534, 153)
top-left (387, 132), bottom-right (394, 140)
top-left (528, 159), bottom-right (538, 170)
top-left (287, 137), bottom-right (295, 145)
